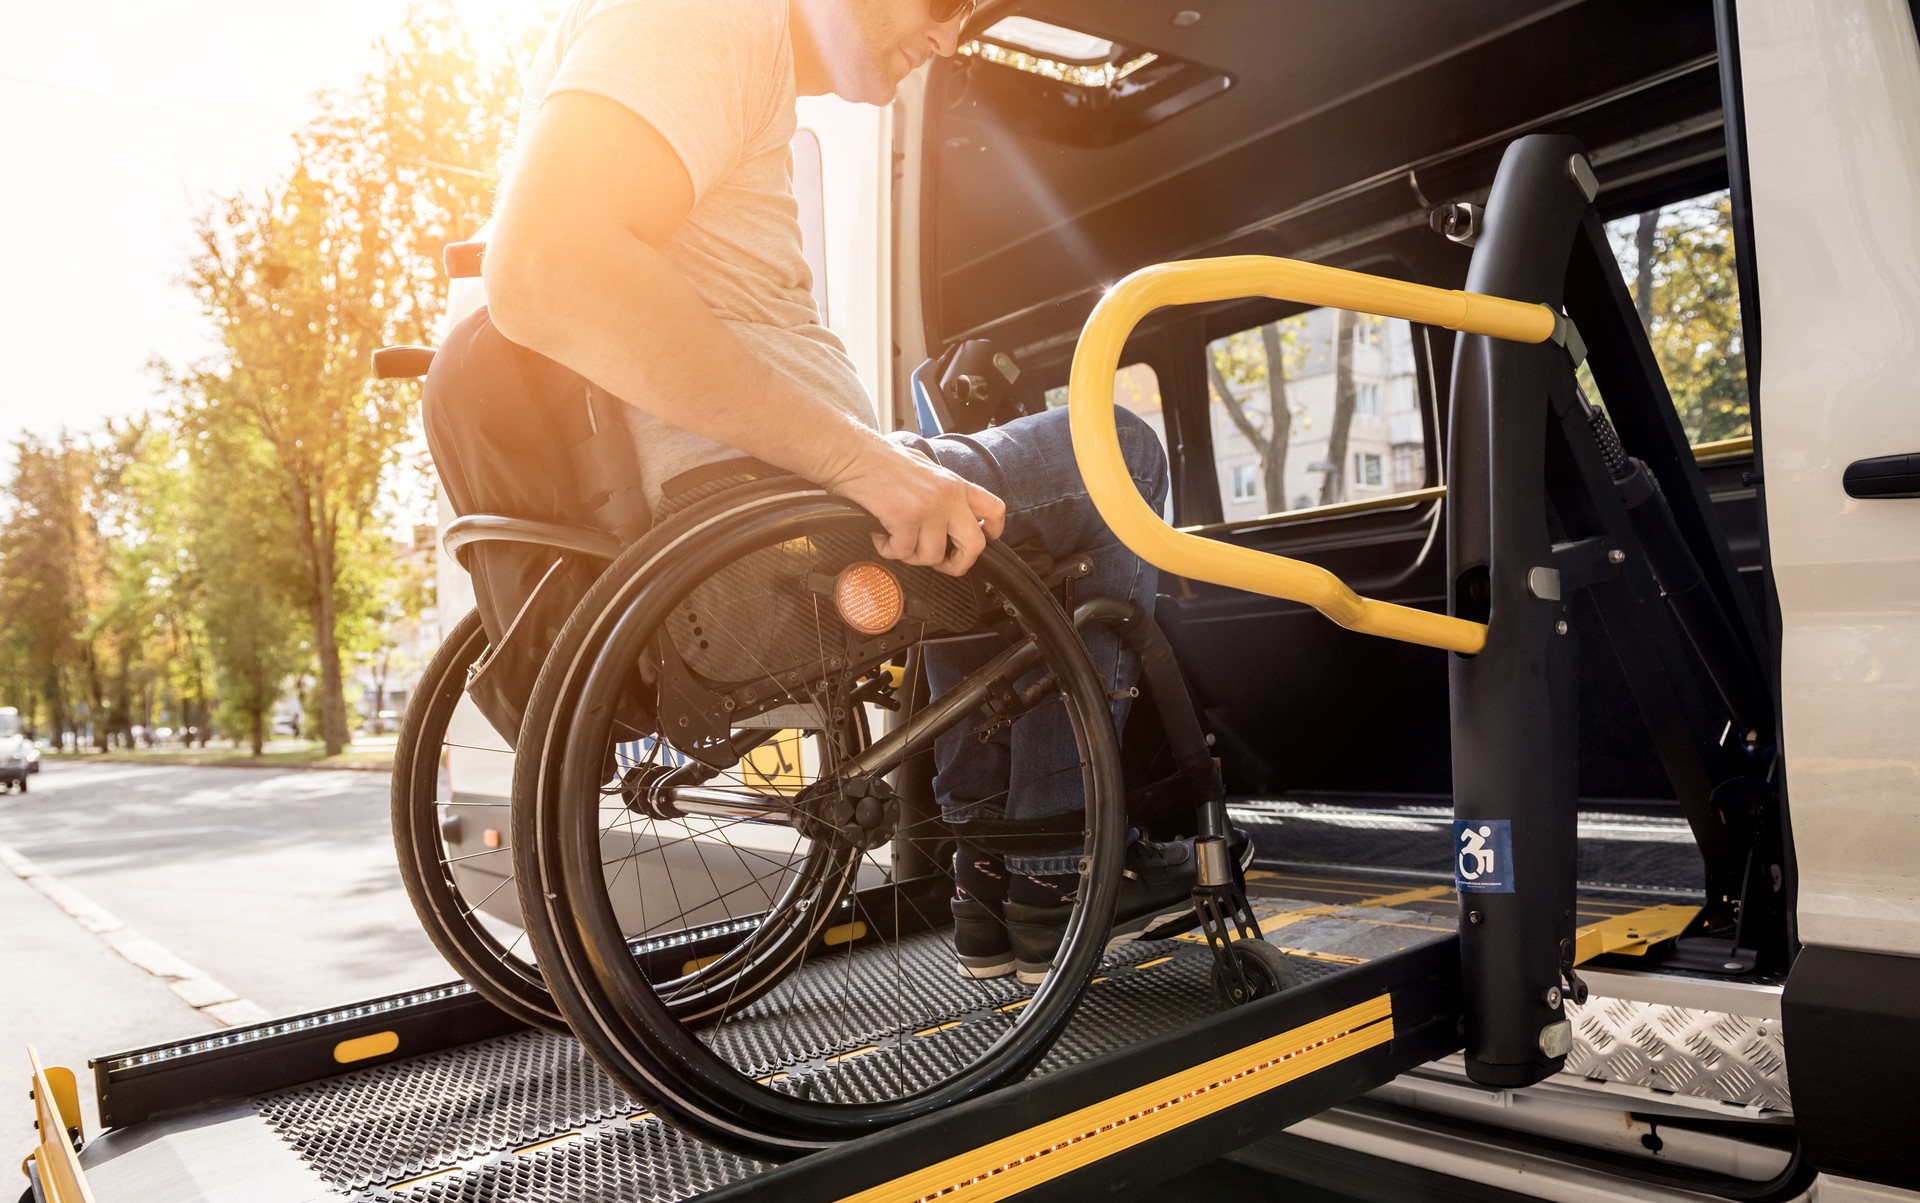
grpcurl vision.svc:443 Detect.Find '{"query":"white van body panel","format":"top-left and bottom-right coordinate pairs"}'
top-left (1739, 0), bottom-right (1920, 958)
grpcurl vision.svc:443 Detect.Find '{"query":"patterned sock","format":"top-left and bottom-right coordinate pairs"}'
top-left (954, 843), bottom-right (1007, 906)
top-left (1008, 870), bottom-right (1079, 909)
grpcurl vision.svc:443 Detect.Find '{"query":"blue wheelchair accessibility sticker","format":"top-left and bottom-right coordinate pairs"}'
top-left (1453, 819), bottom-right (1515, 893)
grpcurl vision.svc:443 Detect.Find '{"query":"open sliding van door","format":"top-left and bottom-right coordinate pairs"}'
top-left (1738, 0), bottom-right (1920, 1194)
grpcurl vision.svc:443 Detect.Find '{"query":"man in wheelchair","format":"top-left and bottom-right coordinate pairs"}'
top-left (425, 0), bottom-right (1238, 988)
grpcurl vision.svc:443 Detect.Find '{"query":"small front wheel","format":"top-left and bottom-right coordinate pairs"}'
top-left (1210, 939), bottom-right (1298, 1007)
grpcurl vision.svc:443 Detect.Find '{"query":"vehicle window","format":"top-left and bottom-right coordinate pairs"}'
top-left (1603, 190), bottom-right (1749, 444)
top-left (1204, 311), bottom-right (1427, 518)
top-left (0, 712), bottom-right (19, 737)
top-left (1046, 362), bottom-right (1172, 519)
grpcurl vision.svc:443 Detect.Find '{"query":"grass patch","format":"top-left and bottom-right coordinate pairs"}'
top-left (46, 744), bottom-right (393, 772)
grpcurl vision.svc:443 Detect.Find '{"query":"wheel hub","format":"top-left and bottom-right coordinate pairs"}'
top-left (793, 774), bottom-right (898, 852)
top-left (620, 763), bottom-right (687, 820)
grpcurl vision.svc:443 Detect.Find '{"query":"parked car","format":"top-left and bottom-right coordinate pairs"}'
top-left (0, 708), bottom-right (30, 793)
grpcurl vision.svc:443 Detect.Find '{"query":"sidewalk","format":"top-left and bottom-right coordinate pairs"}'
top-left (0, 857), bottom-right (208, 1162)
top-left (47, 736), bottom-right (397, 773)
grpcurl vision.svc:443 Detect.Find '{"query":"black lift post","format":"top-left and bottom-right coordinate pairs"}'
top-left (1446, 134), bottom-right (1592, 1090)
top-left (1448, 134), bottom-right (1782, 1088)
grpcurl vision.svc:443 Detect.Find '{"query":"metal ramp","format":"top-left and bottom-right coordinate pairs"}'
top-left (61, 869), bottom-right (1697, 1203)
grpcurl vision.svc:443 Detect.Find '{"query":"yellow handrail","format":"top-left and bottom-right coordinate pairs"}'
top-left (1068, 256), bottom-right (1561, 656)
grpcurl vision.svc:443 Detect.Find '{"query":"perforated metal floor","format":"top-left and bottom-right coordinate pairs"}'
top-left (251, 885), bottom-right (1364, 1203)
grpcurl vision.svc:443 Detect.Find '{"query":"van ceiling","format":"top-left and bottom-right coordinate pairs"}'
top-left (926, 0), bottom-right (1725, 352)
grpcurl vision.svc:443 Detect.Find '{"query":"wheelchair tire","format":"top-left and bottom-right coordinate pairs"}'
top-left (514, 484), bottom-right (1127, 1159)
top-left (391, 607), bottom-right (565, 1032)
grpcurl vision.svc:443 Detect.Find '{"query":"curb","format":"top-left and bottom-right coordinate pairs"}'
top-left (0, 841), bottom-right (272, 1028)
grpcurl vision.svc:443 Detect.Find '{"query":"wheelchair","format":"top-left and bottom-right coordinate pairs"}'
top-left (383, 276), bottom-right (1286, 1160)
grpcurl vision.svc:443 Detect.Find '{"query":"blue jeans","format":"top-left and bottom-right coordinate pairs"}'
top-left (891, 407), bottom-right (1171, 875)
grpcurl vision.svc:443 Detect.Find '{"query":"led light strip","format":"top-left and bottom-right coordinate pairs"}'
top-left (957, 41), bottom-right (1159, 88)
top-left (838, 994), bottom-right (1394, 1203)
top-left (103, 985), bottom-right (474, 1070)
top-left (104, 917), bottom-right (774, 1072)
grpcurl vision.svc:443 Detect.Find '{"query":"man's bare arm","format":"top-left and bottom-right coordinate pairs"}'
top-left (484, 91), bottom-right (1003, 572)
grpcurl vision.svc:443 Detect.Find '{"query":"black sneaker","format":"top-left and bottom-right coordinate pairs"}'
top-left (1121, 832), bottom-right (1259, 947)
top-left (1005, 831), bottom-right (1256, 985)
top-left (951, 894), bottom-right (1015, 980)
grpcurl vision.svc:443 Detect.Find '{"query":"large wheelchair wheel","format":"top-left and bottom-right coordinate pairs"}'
top-left (391, 607), bottom-right (563, 1031)
top-left (514, 482), bottom-right (1127, 1159)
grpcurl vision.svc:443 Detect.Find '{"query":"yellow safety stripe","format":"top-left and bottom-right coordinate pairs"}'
top-left (837, 994), bottom-right (1394, 1203)
top-left (1071, 256), bottom-right (1557, 654)
top-left (27, 1046), bottom-right (94, 1203)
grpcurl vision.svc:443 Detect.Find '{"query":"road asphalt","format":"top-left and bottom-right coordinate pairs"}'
top-left (0, 760), bottom-right (448, 1163)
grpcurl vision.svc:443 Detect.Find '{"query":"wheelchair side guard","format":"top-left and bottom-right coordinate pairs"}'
top-left (650, 525), bottom-right (984, 770)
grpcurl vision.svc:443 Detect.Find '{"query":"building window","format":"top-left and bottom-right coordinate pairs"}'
top-left (1355, 452), bottom-right (1383, 488)
top-left (1231, 463), bottom-right (1259, 502)
top-left (1356, 317), bottom-right (1384, 348)
top-left (1393, 445), bottom-right (1419, 489)
top-left (1355, 383), bottom-right (1380, 417)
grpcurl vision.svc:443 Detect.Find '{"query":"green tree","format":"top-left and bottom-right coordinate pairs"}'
top-left (169, 2), bottom-right (530, 753)
top-left (1610, 194), bottom-right (1749, 444)
top-left (180, 421), bottom-right (308, 755)
top-left (0, 434), bottom-right (110, 749)
top-left (111, 428), bottom-right (215, 744)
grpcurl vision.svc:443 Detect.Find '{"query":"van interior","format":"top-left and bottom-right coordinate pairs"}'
top-left (912, 0), bottom-right (1774, 934)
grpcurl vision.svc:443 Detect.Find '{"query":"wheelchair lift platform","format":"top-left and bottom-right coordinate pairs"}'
top-left (58, 868), bottom-right (1690, 1203)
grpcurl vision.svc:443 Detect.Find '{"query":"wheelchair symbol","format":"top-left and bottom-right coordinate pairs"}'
top-left (1458, 824), bottom-right (1496, 882)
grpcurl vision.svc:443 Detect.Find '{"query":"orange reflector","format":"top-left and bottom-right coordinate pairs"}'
top-left (834, 562), bottom-right (904, 636)
top-left (483, 828), bottom-right (502, 849)
top-left (334, 1031), bottom-right (399, 1063)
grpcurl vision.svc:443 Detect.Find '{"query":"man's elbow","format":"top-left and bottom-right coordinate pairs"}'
top-left (481, 232), bottom-right (566, 353)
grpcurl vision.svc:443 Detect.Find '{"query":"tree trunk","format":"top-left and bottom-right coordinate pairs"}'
top-left (1204, 349), bottom-right (1274, 507)
top-left (312, 539), bottom-right (350, 755)
top-left (1319, 310), bottom-right (1360, 506)
top-left (183, 620), bottom-right (206, 747)
top-left (84, 650), bottom-right (108, 752)
top-left (1258, 322), bottom-right (1293, 507)
top-left (1635, 210), bottom-right (1657, 328)
top-left (288, 472), bottom-right (350, 755)
top-left (251, 654), bottom-right (266, 756)
top-left (47, 673), bottom-right (68, 752)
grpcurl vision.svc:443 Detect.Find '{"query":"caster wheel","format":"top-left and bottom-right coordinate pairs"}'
top-left (1211, 939), bottom-right (1298, 1006)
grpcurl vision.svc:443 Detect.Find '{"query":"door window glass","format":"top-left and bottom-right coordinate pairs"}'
top-left (1603, 191), bottom-right (1749, 444)
top-left (1204, 310), bottom-right (1425, 517)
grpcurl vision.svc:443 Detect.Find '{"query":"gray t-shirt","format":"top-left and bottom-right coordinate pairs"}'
top-left (517, 0), bottom-right (875, 498)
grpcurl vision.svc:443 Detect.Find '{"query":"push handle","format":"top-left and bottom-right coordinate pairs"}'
top-left (444, 240), bottom-right (486, 279)
top-left (1067, 255), bottom-right (1561, 655)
